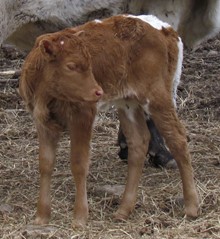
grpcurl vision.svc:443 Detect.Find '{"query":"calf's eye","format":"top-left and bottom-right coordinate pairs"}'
top-left (66, 62), bottom-right (77, 71)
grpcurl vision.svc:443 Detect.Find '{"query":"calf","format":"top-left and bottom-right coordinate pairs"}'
top-left (3, 0), bottom-right (219, 169)
top-left (19, 14), bottom-right (199, 227)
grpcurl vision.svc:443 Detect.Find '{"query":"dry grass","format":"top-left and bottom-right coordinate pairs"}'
top-left (0, 35), bottom-right (220, 239)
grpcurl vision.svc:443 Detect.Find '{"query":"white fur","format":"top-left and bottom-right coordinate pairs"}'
top-left (172, 37), bottom-right (183, 107)
top-left (126, 14), bottom-right (171, 30)
top-left (94, 19), bottom-right (102, 23)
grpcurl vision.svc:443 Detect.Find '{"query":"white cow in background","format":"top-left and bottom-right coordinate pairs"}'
top-left (129, 0), bottom-right (220, 48)
top-left (1, 0), bottom-right (220, 51)
top-left (0, 0), bottom-right (127, 50)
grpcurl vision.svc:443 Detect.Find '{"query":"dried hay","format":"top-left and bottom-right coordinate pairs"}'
top-left (0, 35), bottom-right (220, 238)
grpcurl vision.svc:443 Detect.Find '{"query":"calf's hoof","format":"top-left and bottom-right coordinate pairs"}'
top-left (118, 147), bottom-right (177, 169)
top-left (148, 153), bottom-right (177, 169)
top-left (72, 218), bottom-right (87, 229)
top-left (185, 204), bottom-right (199, 219)
top-left (35, 216), bottom-right (49, 225)
top-left (162, 158), bottom-right (177, 169)
top-left (113, 209), bottom-right (130, 222)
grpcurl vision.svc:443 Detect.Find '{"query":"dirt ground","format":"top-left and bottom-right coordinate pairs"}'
top-left (0, 33), bottom-right (219, 239)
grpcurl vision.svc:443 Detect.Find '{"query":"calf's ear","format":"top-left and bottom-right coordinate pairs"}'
top-left (39, 40), bottom-right (57, 59)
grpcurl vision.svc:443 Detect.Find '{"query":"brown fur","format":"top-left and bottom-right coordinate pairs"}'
top-left (19, 14), bottom-right (199, 227)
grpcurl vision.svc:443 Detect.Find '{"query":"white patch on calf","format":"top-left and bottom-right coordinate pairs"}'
top-left (172, 37), bottom-right (183, 107)
top-left (126, 14), bottom-right (171, 30)
top-left (94, 19), bottom-right (102, 23)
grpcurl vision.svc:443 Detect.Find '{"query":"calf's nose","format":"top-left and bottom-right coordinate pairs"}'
top-left (95, 89), bottom-right (103, 97)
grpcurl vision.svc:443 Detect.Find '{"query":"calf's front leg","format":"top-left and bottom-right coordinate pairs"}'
top-left (35, 126), bottom-right (60, 225)
top-left (69, 109), bottom-right (95, 228)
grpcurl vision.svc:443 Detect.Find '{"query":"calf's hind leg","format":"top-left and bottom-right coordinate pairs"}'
top-left (114, 105), bottom-right (150, 220)
top-left (149, 98), bottom-right (199, 218)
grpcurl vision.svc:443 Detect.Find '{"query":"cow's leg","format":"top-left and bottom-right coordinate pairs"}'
top-left (114, 106), bottom-right (149, 220)
top-left (146, 118), bottom-right (177, 168)
top-left (149, 97), bottom-right (199, 218)
top-left (117, 124), bottom-right (128, 161)
top-left (117, 118), bottom-right (176, 168)
top-left (69, 109), bottom-right (95, 228)
top-left (35, 126), bottom-right (60, 225)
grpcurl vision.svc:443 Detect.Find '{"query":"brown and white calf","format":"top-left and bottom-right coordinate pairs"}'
top-left (19, 14), bottom-right (199, 227)
top-left (3, 0), bottom-right (220, 168)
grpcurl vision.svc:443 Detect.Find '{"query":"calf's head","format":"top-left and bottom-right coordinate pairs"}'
top-left (37, 32), bottom-right (103, 103)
